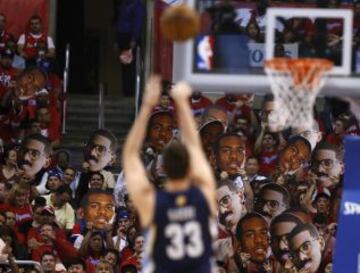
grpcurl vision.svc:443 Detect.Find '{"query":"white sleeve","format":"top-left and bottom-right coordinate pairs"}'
top-left (36, 172), bottom-right (49, 195)
top-left (17, 34), bottom-right (25, 45)
top-left (47, 37), bottom-right (55, 49)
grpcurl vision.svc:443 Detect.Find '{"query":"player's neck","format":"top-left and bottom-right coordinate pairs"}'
top-left (165, 178), bottom-right (191, 192)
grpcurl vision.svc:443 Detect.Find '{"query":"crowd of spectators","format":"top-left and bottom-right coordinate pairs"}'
top-left (205, 0), bottom-right (360, 70)
top-left (0, 13), bottom-right (62, 150)
top-left (0, 78), bottom-right (358, 273)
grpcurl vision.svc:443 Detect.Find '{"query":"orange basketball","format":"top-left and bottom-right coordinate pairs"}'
top-left (160, 4), bottom-right (200, 42)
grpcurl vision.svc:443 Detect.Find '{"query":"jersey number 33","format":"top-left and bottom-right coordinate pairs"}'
top-left (165, 221), bottom-right (204, 260)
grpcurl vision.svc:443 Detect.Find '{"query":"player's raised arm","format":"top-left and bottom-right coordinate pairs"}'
top-left (122, 76), bottom-right (161, 226)
top-left (171, 82), bottom-right (216, 214)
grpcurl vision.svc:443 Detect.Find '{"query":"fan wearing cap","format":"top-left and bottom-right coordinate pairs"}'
top-left (35, 169), bottom-right (63, 196)
top-left (113, 210), bottom-right (132, 252)
top-left (43, 185), bottom-right (74, 233)
top-left (199, 118), bottom-right (225, 158)
top-left (26, 204), bottom-right (67, 249)
top-left (31, 223), bottom-right (79, 263)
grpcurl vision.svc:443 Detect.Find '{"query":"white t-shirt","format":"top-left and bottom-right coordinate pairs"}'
top-left (17, 33), bottom-right (55, 49)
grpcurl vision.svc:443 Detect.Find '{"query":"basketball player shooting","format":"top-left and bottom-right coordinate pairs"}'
top-left (123, 76), bottom-right (216, 273)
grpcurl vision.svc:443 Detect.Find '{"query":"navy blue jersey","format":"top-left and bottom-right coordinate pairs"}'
top-left (143, 186), bottom-right (215, 273)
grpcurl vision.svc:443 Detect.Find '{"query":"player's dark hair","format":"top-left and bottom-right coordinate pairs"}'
top-left (162, 141), bottom-right (190, 180)
top-left (22, 133), bottom-right (52, 156)
top-left (259, 183), bottom-right (290, 207)
top-left (235, 212), bottom-right (268, 240)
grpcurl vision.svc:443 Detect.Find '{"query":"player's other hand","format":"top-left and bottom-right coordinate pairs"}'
top-left (171, 81), bottom-right (192, 101)
top-left (143, 75), bottom-right (161, 107)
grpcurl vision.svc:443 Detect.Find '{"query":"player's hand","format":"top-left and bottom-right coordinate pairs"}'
top-left (143, 75), bottom-right (161, 107)
top-left (171, 81), bottom-right (192, 101)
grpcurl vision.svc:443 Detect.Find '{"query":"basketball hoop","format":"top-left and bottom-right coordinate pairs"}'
top-left (264, 58), bottom-right (333, 131)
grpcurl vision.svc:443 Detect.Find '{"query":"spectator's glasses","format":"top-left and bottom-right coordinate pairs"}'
top-left (218, 194), bottom-right (233, 208)
top-left (258, 198), bottom-right (280, 210)
top-left (289, 239), bottom-right (317, 260)
top-left (312, 159), bottom-right (335, 170)
top-left (85, 143), bottom-right (109, 156)
top-left (19, 147), bottom-right (45, 159)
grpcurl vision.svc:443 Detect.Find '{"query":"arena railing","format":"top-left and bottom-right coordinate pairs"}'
top-left (0, 259), bottom-right (43, 273)
top-left (62, 43), bottom-right (70, 135)
top-left (135, 46), bottom-right (142, 115)
top-left (98, 83), bottom-right (105, 129)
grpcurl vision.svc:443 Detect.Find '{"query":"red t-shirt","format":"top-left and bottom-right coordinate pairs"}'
top-left (257, 150), bottom-right (278, 177)
top-left (7, 204), bottom-right (33, 227)
top-left (0, 66), bottom-right (17, 98)
top-left (0, 31), bottom-right (13, 53)
top-left (190, 96), bottom-right (212, 117)
top-left (325, 133), bottom-right (343, 147)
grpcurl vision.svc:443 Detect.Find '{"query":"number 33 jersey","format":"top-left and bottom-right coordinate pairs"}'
top-left (143, 186), bottom-right (216, 273)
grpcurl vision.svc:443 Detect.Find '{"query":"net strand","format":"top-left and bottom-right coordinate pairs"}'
top-left (265, 59), bottom-right (332, 131)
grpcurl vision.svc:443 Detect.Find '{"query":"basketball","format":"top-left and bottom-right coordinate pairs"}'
top-left (160, 4), bottom-right (200, 42)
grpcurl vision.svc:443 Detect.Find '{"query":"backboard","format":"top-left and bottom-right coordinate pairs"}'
top-left (173, 0), bottom-right (359, 97)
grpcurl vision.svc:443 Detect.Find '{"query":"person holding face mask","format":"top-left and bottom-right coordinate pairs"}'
top-left (256, 183), bottom-right (290, 222)
top-left (75, 129), bottom-right (117, 207)
top-left (214, 133), bottom-right (254, 209)
top-left (311, 142), bottom-right (344, 191)
top-left (270, 213), bottom-right (302, 272)
top-left (288, 223), bottom-right (325, 273)
top-left (19, 134), bottom-right (52, 179)
top-left (235, 212), bottom-right (274, 273)
top-left (214, 179), bottom-right (246, 271)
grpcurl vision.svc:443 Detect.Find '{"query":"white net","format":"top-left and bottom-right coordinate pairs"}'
top-left (264, 58), bottom-right (333, 131)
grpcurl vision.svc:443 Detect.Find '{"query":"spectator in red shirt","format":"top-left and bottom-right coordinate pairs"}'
top-left (0, 49), bottom-right (18, 101)
top-left (0, 14), bottom-right (14, 54)
top-left (31, 223), bottom-right (79, 263)
top-left (36, 106), bottom-right (61, 148)
top-left (120, 233), bottom-right (144, 273)
top-left (326, 113), bottom-right (351, 148)
top-left (6, 184), bottom-right (32, 227)
top-left (189, 91), bottom-right (212, 120)
top-left (17, 15), bottom-right (56, 67)
top-left (254, 128), bottom-right (279, 177)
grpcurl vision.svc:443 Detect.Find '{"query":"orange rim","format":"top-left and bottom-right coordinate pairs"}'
top-left (265, 58), bottom-right (333, 88)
